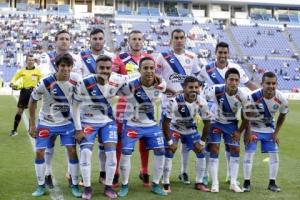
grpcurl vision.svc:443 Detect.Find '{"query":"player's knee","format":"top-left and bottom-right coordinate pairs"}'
top-left (66, 146), bottom-right (78, 159)
top-left (36, 149), bottom-right (45, 160)
top-left (230, 146), bottom-right (240, 156)
top-left (104, 142), bottom-right (116, 152)
top-left (122, 149), bottom-right (133, 155)
top-left (154, 148), bottom-right (165, 156)
top-left (209, 144), bottom-right (219, 155)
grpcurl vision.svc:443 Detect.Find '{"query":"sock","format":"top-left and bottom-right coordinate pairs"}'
top-left (243, 152), bottom-right (255, 180)
top-left (204, 151), bottom-right (210, 177)
top-left (139, 139), bottom-right (149, 174)
top-left (209, 154), bottom-right (219, 186)
top-left (269, 153), bottom-right (279, 180)
top-left (225, 150), bottom-right (231, 178)
top-left (152, 155), bottom-right (164, 184)
top-left (69, 159), bottom-right (79, 185)
top-left (98, 145), bottom-right (106, 172)
top-left (35, 159), bottom-right (46, 185)
top-left (195, 157), bottom-right (206, 183)
top-left (13, 113), bottom-right (22, 131)
top-left (105, 151), bottom-right (117, 186)
top-left (80, 148), bottom-right (92, 187)
top-left (180, 143), bottom-right (189, 174)
top-left (120, 154), bottom-right (131, 185)
top-left (45, 147), bottom-right (54, 176)
top-left (229, 155), bottom-right (240, 185)
top-left (163, 157), bottom-right (173, 184)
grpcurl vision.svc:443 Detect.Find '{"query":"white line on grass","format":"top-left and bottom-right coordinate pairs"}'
top-left (13, 95), bottom-right (65, 200)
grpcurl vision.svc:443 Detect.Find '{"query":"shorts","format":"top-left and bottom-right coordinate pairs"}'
top-left (245, 131), bottom-right (279, 153)
top-left (164, 129), bottom-right (201, 151)
top-left (35, 123), bottom-right (75, 149)
top-left (122, 124), bottom-right (164, 151)
top-left (17, 88), bottom-right (33, 109)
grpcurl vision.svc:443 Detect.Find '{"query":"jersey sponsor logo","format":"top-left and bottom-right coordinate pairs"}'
top-left (38, 128), bottom-right (50, 138)
top-left (83, 126), bottom-right (94, 134)
top-left (169, 73), bottom-right (187, 82)
top-left (136, 91), bottom-right (151, 100)
top-left (127, 129), bottom-right (138, 138)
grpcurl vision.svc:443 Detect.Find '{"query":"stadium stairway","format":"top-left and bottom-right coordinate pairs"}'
top-left (282, 30), bottom-right (300, 56)
top-left (224, 25), bottom-right (244, 58)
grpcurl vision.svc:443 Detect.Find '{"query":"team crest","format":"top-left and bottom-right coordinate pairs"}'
top-left (185, 59), bottom-right (190, 64)
top-left (273, 104), bottom-right (279, 110)
top-left (154, 90), bottom-right (159, 97)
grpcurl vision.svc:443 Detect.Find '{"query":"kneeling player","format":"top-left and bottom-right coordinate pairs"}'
top-left (162, 76), bottom-right (211, 193)
top-left (118, 57), bottom-right (167, 197)
top-left (28, 53), bottom-right (81, 197)
top-left (243, 72), bottom-right (288, 192)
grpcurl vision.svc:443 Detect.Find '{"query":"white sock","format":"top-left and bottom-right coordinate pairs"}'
top-left (204, 151), bottom-right (210, 178)
top-left (243, 152), bottom-right (255, 180)
top-left (45, 148), bottom-right (54, 176)
top-left (69, 160), bottom-right (79, 185)
top-left (269, 153), bottom-right (279, 180)
top-left (99, 145), bottom-right (106, 172)
top-left (80, 148), bottom-right (92, 187)
top-left (152, 155), bottom-right (165, 184)
top-left (230, 156), bottom-right (240, 185)
top-left (163, 157), bottom-right (173, 184)
top-left (195, 157), bottom-right (206, 183)
top-left (105, 151), bottom-right (117, 186)
top-left (35, 160), bottom-right (46, 185)
top-left (225, 151), bottom-right (231, 177)
top-left (120, 154), bottom-right (131, 185)
top-left (180, 143), bottom-right (189, 174)
top-left (209, 158), bottom-right (219, 186)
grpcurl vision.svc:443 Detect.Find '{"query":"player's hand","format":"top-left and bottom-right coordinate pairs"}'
top-left (168, 143), bottom-right (177, 153)
top-left (29, 125), bottom-right (37, 138)
top-left (154, 75), bottom-right (161, 87)
top-left (75, 130), bottom-right (85, 143)
top-left (194, 142), bottom-right (204, 153)
top-left (272, 133), bottom-right (280, 145)
top-left (232, 131), bottom-right (241, 142)
top-left (244, 133), bottom-right (257, 145)
top-left (10, 83), bottom-right (18, 90)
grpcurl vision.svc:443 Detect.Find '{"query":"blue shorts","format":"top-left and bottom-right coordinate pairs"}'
top-left (245, 131), bottom-right (279, 153)
top-left (36, 123), bottom-right (75, 149)
top-left (207, 121), bottom-right (239, 146)
top-left (164, 130), bottom-right (201, 151)
top-left (122, 124), bottom-right (164, 151)
top-left (80, 121), bottom-right (118, 146)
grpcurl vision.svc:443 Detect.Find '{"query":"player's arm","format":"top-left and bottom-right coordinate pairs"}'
top-left (163, 99), bottom-right (177, 153)
top-left (233, 115), bottom-right (249, 142)
top-left (272, 113), bottom-right (287, 145)
top-left (72, 81), bottom-right (85, 143)
top-left (28, 97), bottom-right (38, 138)
top-left (10, 70), bottom-right (21, 89)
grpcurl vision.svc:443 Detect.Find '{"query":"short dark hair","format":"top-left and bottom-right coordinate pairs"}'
top-left (262, 71), bottom-right (277, 83)
top-left (129, 30), bottom-right (143, 39)
top-left (139, 56), bottom-right (155, 68)
top-left (55, 30), bottom-right (71, 41)
top-left (171, 28), bottom-right (185, 39)
top-left (90, 28), bottom-right (104, 37)
top-left (96, 55), bottom-right (112, 64)
top-left (55, 53), bottom-right (74, 67)
top-left (183, 76), bottom-right (200, 87)
top-left (215, 42), bottom-right (229, 53)
top-left (225, 68), bottom-right (240, 80)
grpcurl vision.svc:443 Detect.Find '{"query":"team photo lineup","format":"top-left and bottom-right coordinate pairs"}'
top-left (3, 2), bottom-right (300, 200)
top-left (5, 24), bottom-right (291, 200)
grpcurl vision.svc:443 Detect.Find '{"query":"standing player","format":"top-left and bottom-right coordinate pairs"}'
top-left (28, 53), bottom-right (81, 197)
top-left (203, 68), bottom-right (249, 193)
top-left (156, 28), bottom-right (201, 184)
top-left (10, 53), bottom-right (42, 136)
top-left (198, 42), bottom-right (257, 185)
top-left (243, 72), bottom-right (288, 192)
top-left (118, 57), bottom-right (167, 197)
top-left (113, 30), bottom-right (152, 187)
top-left (76, 28), bottom-right (114, 185)
top-left (72, 55), bottom-right (138, 199)
top-left (162, 76), bottom-right (211, 193)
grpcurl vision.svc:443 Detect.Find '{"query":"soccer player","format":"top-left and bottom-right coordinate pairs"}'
top-left (156, 28), bottom-right (201, 184)
top-left (72, 55), bottom-right (138, 199)
top-left (112, 30), bottom-right (152, 187)
top-left (118, 57), bottom-right (167, 197)
top-left (10, 53), bottom-right (42, 136)
top-left (162, 76), bottom-right (211, 193)
top-left (76, 28), bottom-right (114, 185)
top-left (242, 72), bottom-right (288, 192)
top-left (28, 53), bottom-right (81, 197)
top-left (203, 68), bottom-right (249, 193)
top-left (198, 41), bottom-right (257, 185)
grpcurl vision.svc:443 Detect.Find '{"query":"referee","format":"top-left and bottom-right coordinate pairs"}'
top-left (10, 54), bottom-right (42, 136)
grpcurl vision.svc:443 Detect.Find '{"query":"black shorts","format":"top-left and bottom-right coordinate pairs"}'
top-left (17, 88), bottom-right (33, 109)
